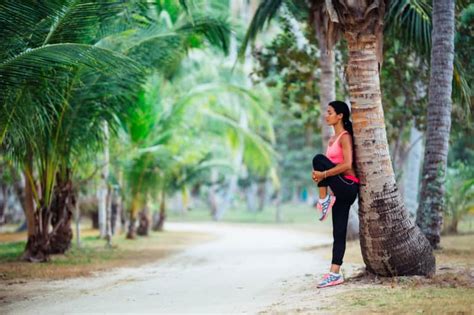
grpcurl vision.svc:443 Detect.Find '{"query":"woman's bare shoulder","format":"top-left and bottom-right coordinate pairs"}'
top-left (340, 133), bottom-right (352, 144)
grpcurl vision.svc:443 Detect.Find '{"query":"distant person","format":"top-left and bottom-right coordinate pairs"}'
top-left (311, 100), bottom-right (360, 288)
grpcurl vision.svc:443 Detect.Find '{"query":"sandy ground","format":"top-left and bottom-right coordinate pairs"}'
top-left (1, 222), bottom-right (343, 314)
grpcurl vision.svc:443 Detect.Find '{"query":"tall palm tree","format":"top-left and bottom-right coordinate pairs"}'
top-left (242, 0), bottom-right (436, 276)
top-left (416, 0), bottom-right (456, 249)
top-left (387, 0), bottom-right (471, 246)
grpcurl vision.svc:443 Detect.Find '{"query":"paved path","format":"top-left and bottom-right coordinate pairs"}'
top-left (3, 222), bottom-right (332, 314)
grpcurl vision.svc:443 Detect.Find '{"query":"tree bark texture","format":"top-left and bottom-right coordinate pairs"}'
top-left (403, 125), bottom-right (424, 220)
top-left (345, 32), bottom-right (435, 276)
top-left (0, 181), bottom-right (7, 225)
top-left (48, 171), bottom-right (74, 254)
top-left (416, 0), bottom-right (455, 249)
top-left (137, 208), bottom-right (149, 236)
top-left (317, 38), bottom-right (335, 150)
top-left (154, 191), bottom-right (166, 232)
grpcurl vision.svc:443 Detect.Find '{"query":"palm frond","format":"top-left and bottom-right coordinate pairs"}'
top-left (452, 57), bottom-right (472, 124)
top-left (0, 43), bottom-right (143, 166)
top-left (181, 82), bottom-right (275, 143)
top-left (385, 0), bottom-right (432, 56)
top-left (239, 0), bottom-right (284, 60)
top-left (0, 43), bottom-right (142, 101)
top-left (0, 1), bottom-right (131, 60)
top-left (0, 1), bottom-right (62, 59)
top-left (386, 0), bottom-right (471, 117)
top-left (175, 15), bottom-right (231, 54)
top-left (125, 32), bottom-right (186, 74)
top-left (200, 110), bottom-right (278, 175)
top-left (42, 1), bottom-right (129, 45)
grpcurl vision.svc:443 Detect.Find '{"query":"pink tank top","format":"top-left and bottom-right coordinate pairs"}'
top-left (326, 131), bottom-right (349, 164)
top-left (326, 131), bottom-right (360, 184)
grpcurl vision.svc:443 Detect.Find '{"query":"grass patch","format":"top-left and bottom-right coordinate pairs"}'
top-left (0, 229), bottom-right (213, 281)
top-left (0, 241), bottom-right (25, 263)
top-left (436, 234), bottom-right (474, 266)
top-left (333, 287), bottom-right (474, 314)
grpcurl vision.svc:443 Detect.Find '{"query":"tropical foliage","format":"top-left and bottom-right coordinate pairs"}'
top-left (0, 0), bottom-right (471, 275)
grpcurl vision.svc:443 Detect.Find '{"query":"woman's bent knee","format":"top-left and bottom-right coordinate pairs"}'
top-left (312, 154), bottom-right (326, 170)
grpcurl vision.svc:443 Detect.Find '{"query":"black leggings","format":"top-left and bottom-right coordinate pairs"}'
top-left (312, 154), bottom-right (359, 266)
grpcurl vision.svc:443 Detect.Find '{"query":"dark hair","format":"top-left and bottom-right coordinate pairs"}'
top-left (328, 100), bottom-right (353, 137)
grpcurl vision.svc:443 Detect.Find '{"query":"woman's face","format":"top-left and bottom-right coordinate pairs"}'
top-left (325, 105), bottom-right (343, 126)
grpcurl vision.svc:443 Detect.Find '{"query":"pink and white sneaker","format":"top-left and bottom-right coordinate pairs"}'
top-left (317, 272), bottom-right (344, 288)
top-left (316, 195), bottom-right (336, 221)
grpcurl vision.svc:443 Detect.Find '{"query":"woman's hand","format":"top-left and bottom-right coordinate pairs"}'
top-left (312, 170), bottom-right (325, 183)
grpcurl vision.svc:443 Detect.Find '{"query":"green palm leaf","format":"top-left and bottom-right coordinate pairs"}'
top-left (0, 43), bottom-right (142, 101)
top-left (200, 110), bottom-right (277, 175)
top-left (239, 0), bottom-right (284, 59)
top-left (0, 1), bottom-right (131, 60)
top-left (175, 15), bottom-right (230, 54)
top-left (386, 0), bottom-right (471, 119)
top-left (385, 0), bottom-right (432, 56)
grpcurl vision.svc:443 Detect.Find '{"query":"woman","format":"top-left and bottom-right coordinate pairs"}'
top-left (312, 100), bottom-right (359, 288)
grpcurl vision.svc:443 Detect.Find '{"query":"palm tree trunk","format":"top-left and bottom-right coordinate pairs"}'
top-left (111, 191), bottom-right (119, 235)
top-left (416, 0), bottom-right (455, 249)
top-left (98, 123), bottom-right (109, 238)
top-left (245, 182), bottom-right (258, 212)
top-left (22, 153), bottom-right (49, 262)
top-left (98, 187), bottom-right (107, 238)
top-left (48, 171), bottom-right (73, 254)
top-left (274, 191), bottom-right (283, 223)
top-left (105, 184), bottom-right (113, 245)
top-left (345, 32), bottom-right (435, 276)
top-left (209, 168), bottom-right (221, 220)
top-left (74, 190), bottom-right (81, 248)
top-left (316, 32), bottom-right (335, 149)
top-left (103, 124), bottom-right (113, 246)
top-left (137, 207), bottom-right (150, 236)
top-left (154, 190), bottom-right (166, 232)
top-left (23, 157), bottom-right (35, 243)
top-left (257, 179), bottom-right (266, 211)
top-left (0, 177), bottom-right (7, 226)
top-left (126, 197), bottom-right (139, 239)
top-left (446, 217), bottom-right (458, 234)
top-left (404, 125), bottom-right (424, 220)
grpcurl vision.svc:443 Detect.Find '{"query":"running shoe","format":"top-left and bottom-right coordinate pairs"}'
top-left (317, 272), bottom-right (344, 288)
top-left (316, 195), bottom-right (336, 221)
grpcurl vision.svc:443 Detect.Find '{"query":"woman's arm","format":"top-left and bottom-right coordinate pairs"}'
top-left (312, 134), bottom-right (353, 181)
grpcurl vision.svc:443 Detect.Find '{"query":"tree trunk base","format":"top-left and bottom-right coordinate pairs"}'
top-left (126, 231), bottom-right (136, 239)
top-left (137, 211), bottom-right (149, 236)
top-left (21, 235), bottom-right (50, 262)
top-left (153, 213), bottom-right (166, 232)
top-left (126, 218), bottom-right (136, 239)
top-left (49, 225), bottom-right (73, 254)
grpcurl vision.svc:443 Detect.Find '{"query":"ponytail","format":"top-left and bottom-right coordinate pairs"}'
top-left (329, 100), bottom-right (353, 137)
top-left (343, 118), bottom-right (354, 137)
